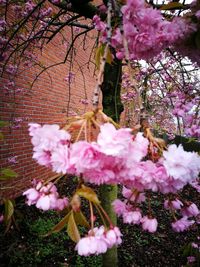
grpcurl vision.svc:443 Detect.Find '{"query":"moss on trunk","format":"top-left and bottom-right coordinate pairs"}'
top-left (100, 58), bottom-right (123, 267)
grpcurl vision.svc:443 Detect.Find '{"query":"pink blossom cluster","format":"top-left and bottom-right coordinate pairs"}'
top-left (64, 72), bottom-right (75, 84)
top-left (8, 155), bottom-right (18, 164)
top-left (29, 123), bottom-right (200, 193)
top-left (23, 181), bottom-right (69, 211)
top-left (121, 55), bottom-right (200, 139)
top-left (164, 199), bottom-right (199, 232)
top-left (113, 187), bottom-right (158, 233)
top-left (75, 226), bottom-right (122, 256)
top-left (29, 122), bottom-right (150, 185)
top-left (29, 123), bottom-right (72, 173)
top-left (162, 145), bottom-right (200, 188)
top-left (93, 0), bottom-right (197, 61)
top-left (113, 188), bottom-right (200, 233)
top-left (169, 90), bottom-right (200, 139)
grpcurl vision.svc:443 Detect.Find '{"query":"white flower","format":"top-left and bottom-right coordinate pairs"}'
top-left (163, 144), bottom-right (200, 183)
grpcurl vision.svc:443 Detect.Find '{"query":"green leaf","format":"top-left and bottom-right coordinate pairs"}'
top-left (0, 132), bottom-right (4, 140)
top-left (106, 47), bottom-right (113, 65)
top-left (95, 45), bottom-right (113, 69)
top-left (160, 2), bottom-right (184, 10)
top-left (76, 185), bottom-right (100, 205)
top-left (74, 211), bottom-right (90, 228)
top-left (95, 45), bottom-right (104, 70)
top-left (4, 199), bottom-right (14, 222)
top-left (0, 121), bottom-right (9, 128)
top-left (45, 211), bottom-right (71, 236)
top-left (0, 168), bottom-right (18, 180)
top-left (67, 212), bottom-right (80, 243)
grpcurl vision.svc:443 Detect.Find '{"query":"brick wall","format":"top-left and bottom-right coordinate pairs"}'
top-left (0, 27), bottom-right (97, 200)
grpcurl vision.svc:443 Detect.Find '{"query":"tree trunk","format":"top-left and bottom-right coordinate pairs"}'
top-left (100, 58), bottom-right (124, 267)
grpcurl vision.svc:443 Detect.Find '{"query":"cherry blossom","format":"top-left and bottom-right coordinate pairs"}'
top-left (75, 226), bottom-right (122, 256)
top-left (141, 216), bottom-right (158, 233)
top-left (23, 181), bottom-right (69, 211)
top-left (181, 203), bottom-right (200, 218)
top-left (162, 144), bottom-right (200, 184)
top-left (172, 217), bottom-right (195, 232)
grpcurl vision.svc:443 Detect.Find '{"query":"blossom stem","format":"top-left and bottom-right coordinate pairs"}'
top-left (75, 120), bottom-right (86, 142)
top-left (94, 204), bottom-right (108, 229)
top-left (147, 192), bottom-right (152, 217)
top-left (98, 204), bottom-right (114, 228)
top-left (89, 201), bottom-right (94, 230)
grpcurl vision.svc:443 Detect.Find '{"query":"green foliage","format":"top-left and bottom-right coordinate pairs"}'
top-left (0, 206), bottom-right (103, 267)
top-left (0, 168), bottom-right (18, 180)
top-left (67, 211), bottom-right (80, 243)
top-left (0, 120), bottom-right (9, 139)
top-left (71, 255), bottom-right (102, 267)
top-left (46, 211), bottom-right (71, 235)
top-left (0, 209), bottom-right (71, 267)
top-left (182, 242), bottom-right (200, 267)
top-left (76, 185), bottom-right (100, 204)
top-left (0, 120), bottom-right (9, 128)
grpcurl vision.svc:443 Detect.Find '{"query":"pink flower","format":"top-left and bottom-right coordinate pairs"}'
top-left (8, 156), bottom-right (18, 164)
top-left (172, 217), bottom-right (195, 232)
top-left (187, 256), bottom-right (196, 263)
top-left (84, 168), bottom-right (116, 185)
top-left (122, 186), bottom-right (146, 203)
top-left (29, 123), bottom-right (71, 152)
top-left (23, 188), bottom-right (40, 205)
top-left (23, 181), bottom-right (68, 211)
top-left (164, 199), bottom-right (183, 210)
top-left (141, 216), bottom-right (158, 233)
top-left (93, 15), bottom-right (106, 32)
top-left (51, 145), bottom-right (70, 174)
top-left (76, 226), bottom-right (108, 256)
top-left (28, 123), bottom-right (41, 135)
top-left (128, 133), bottom-right (149, 162)
top-left (171, 199), bottom-right (184, 210)
top-left (112, 199), bottom-right (127, 216)
top-left (105, 227), bottom-right (122, 248)
top-left (196, 10), bottom-right (200, 19)
top-left (29, 123), bottom-right (71, 168)
top-left (190, 181), bottom-right (200, 193)
top-left (33, 150), bottom-right (52, 167)
top-left (55, 197), bottom-right (69, 211)
top-left (163, 144), bottom-right (200, 184)
top-left (70, 141), bottom-right (103, 173)
top-left (181, 203), bottom-right (199, 218)
top-left (123, 210), bottom-right (142, 225)
top-left (75, 236), bottom-right (99, 256)
top-left (36, 195), bottom-right (51, 211)
top-left (97, 123), bottom-right (132, 157)
top-left (192, 242), bottom-right (198, 249)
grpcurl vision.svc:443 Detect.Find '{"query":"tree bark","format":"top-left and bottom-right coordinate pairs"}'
top-left (100, 58), bottom-right (124, 267)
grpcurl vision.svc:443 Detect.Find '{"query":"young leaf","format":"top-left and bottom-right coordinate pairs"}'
top-left (106, 47), bottom-right (113, 65)
top-left (95, 45), bottom-right (104, 70)
top-left (0, 121), bottom-right (9, 128)
top-left (74, 211), bottom-right (90, 228)
top-left (0, 132), bottom-right (4, 140)
top-left (4, 199), bottom-right (14, 222)
top-left (76, 185), bottom-right (100, 205)
top-left (67, 212), bottom-right (80, 243)
top-left (45, 211), bottom-right (71, 236)
top-left (0, 168), bottom-right (18, 180)
top-left (160, 2), bottom-right (184, 10)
